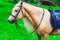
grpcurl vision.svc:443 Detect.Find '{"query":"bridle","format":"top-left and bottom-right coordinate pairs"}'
top-left (11, 2), bottom-right (23, 19)
top-left (10, 1), bottom-right (45, 35)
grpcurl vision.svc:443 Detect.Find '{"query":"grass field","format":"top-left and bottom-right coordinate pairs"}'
top-left (0, 1), bottom-right (60, 40)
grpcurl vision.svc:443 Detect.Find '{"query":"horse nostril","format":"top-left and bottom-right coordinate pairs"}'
top-left (8, 19), bottom-right (16, 23)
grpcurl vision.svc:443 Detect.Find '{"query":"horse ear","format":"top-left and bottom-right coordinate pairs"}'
top-left (20, 0), bottom-right (23, 5)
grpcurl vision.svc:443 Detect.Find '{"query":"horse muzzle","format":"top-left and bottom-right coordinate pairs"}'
top-left (8, 19), bottom-right (16, 23)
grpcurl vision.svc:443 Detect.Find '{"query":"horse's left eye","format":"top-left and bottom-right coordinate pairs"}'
top-left (15, 10), bottom-right (18, 12)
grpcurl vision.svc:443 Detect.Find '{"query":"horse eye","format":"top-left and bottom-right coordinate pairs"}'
top-left (15, 10), bottom-right (18, 12)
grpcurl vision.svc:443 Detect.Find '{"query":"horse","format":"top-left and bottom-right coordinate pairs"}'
top-left (8, 1), bottom-right (60, 40)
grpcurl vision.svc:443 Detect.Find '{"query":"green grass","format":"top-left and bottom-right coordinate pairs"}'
top-left (0, 1), bottom-right (60, 40)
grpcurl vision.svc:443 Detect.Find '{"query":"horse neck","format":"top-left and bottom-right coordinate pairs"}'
top-left (23, 7), bottom-right (36, 26)
top-left (23, 2), bottom-right (44, 26)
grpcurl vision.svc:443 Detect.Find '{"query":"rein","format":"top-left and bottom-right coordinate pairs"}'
top-left (30, 9), bottom-right (44, 34)
top-left (11, 1), bottom-right (45, 35)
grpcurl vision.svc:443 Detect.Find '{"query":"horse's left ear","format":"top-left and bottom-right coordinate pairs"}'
top-left (20, 0), bottom-right (23, 4)
top-left (19, 0), bottom-right (23, 6)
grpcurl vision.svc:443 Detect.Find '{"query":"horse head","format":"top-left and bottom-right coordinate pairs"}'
top-left (8, 1), bottom-right (25, 23)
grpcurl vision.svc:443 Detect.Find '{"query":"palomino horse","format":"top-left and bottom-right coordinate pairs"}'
top-left (8, 1), bottom-right (60, 40)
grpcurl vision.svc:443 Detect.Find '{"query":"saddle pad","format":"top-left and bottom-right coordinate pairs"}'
top-left (49, 10), bottom-right (60, 29)
top-left (50, 17), bottom-right (60, 29)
